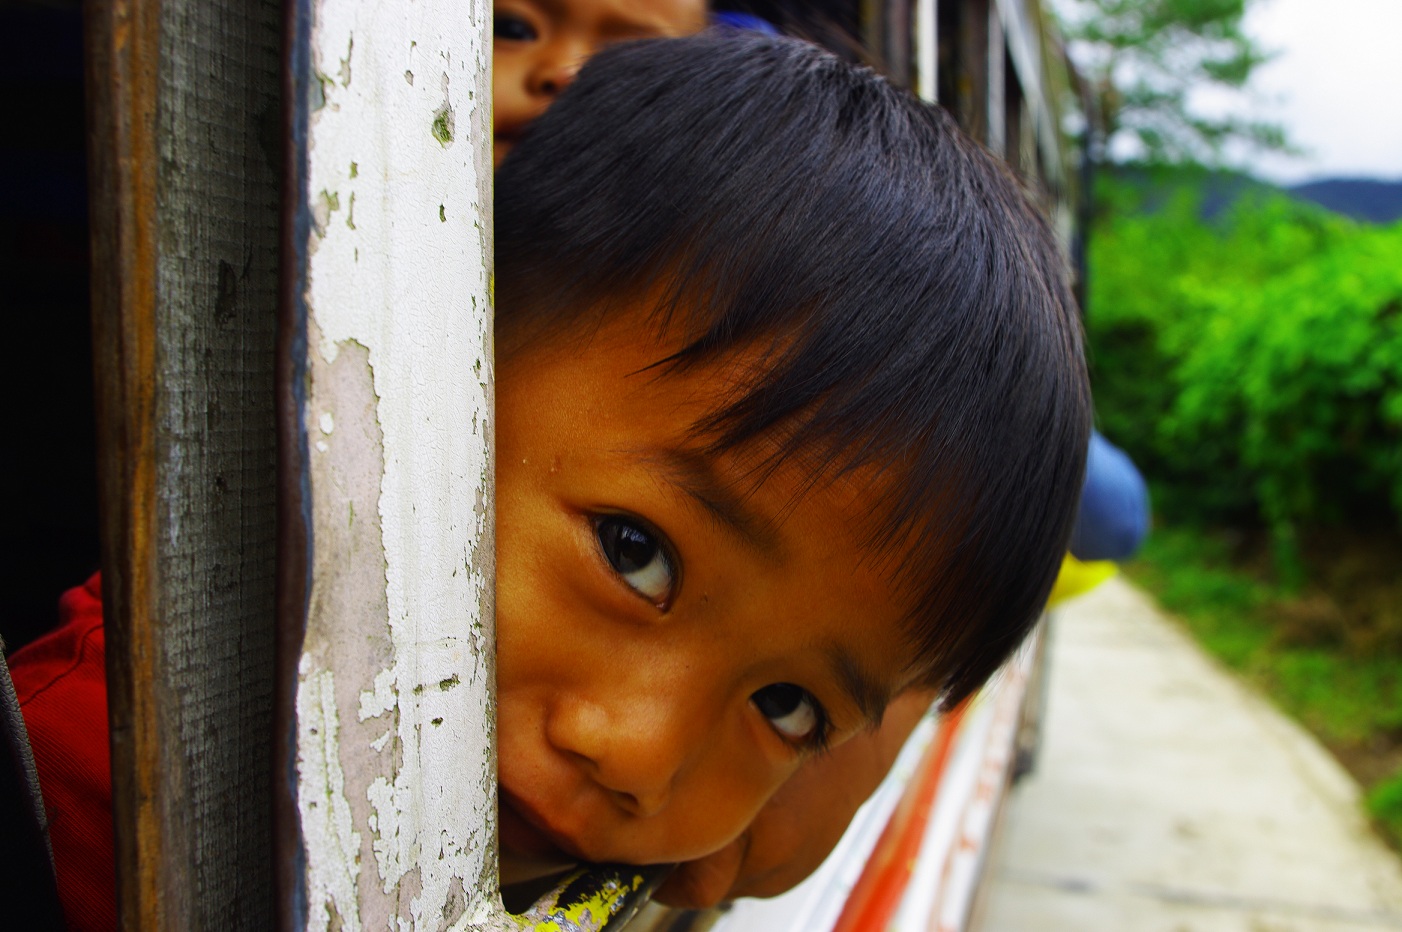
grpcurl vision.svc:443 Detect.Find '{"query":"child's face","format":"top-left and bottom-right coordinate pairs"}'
top-left (493, 0), bottom-right (708, 166)
top-left (494, 311), bottom-right (922, 882)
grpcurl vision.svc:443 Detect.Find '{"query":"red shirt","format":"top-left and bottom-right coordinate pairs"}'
top-left (10, 574), bottom-right (116, 931)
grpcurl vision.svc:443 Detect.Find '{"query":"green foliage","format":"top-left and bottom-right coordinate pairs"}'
top-left (1124, 524), bottom-right (1272, 668)
top-left (1099, 170), bottom-right (1402, 852)
top-left (1055, 0), bottom-right (1288, 163)
top-left (1086, 172), bottom-right (1402, 559)
top-left (1369, 772), bottom-right (1402, 848)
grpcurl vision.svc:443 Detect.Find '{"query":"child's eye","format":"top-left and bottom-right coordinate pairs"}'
top-left (494, 12), bottom-right (538, 42)
top-left (752, 683), bottom-right (829, 749)
top-left (594, 515), bottom-right (677, 606)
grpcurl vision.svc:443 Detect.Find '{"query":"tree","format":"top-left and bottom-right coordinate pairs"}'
top-left (1055, 0), bottom-right (1290, 164)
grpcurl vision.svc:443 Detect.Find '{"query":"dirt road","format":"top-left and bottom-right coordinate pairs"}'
top-left (975, 577), bottom-right (1402, 931)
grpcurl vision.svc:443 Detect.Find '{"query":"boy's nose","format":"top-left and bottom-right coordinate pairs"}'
top-left (544, 691), bottom-right (700, 818)
top-left (528, 46), bottom-right (584, 98)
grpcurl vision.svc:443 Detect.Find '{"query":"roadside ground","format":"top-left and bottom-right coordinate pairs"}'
top-left (975, 577), bottom-right (1402, 931)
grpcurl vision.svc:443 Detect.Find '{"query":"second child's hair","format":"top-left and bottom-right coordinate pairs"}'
top-left (495, 32), bottom-right (1090, 705)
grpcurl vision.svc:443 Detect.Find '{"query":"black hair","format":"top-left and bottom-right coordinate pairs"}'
top-left (495, 32), bottom-right (1090, 706)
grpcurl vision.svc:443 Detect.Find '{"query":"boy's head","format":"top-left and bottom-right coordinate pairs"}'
top-left (492, 33), bottom-right (1089, 879)
top-left (493, 0), bottom-right (708, 165)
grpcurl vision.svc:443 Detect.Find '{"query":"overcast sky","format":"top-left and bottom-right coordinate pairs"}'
top-left (1223, 0), bottom-right (1402, 183)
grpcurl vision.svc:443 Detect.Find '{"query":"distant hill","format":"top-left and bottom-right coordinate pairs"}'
top-left (1114, 167), bottom-right (1268, 219)
top-left (1112, 167), bottom-right (1402, 224)
top-left (1285, 179), bottom-right (1402, 224)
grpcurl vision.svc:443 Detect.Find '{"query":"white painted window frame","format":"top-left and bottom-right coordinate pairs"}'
top-left (285, 1), bottom-right (504, 927)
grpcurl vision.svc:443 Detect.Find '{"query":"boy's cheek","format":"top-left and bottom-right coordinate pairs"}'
top-left (653, 838), bottom-right (746, 909)
top-left (494, 691), bottom-right (791, 866)
top-left (654, 754), bottom-right (872, 908)
top-left (491, 55), bottom-right (539, 164)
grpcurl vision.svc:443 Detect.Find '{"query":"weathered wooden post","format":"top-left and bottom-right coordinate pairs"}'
top-left (277, 0), bottom-right (500, 928)
top-left (87, 0), bottom-right (283, 925)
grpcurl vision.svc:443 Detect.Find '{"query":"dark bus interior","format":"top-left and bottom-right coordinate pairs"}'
top-left (2, 0), bottom-right (98, 655)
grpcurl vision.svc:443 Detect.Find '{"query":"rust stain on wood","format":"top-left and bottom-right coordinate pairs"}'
top-left (85, 0), bottom-right (163, 925)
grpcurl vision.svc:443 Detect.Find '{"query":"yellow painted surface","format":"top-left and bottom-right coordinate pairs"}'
top-left (522, 873), bottom-right (649, 931)
top-left (1047, 555), bottom-right (1117, 607)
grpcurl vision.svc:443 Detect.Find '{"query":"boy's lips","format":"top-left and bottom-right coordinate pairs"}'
top-left (498, 788), bottom-right (588, 862)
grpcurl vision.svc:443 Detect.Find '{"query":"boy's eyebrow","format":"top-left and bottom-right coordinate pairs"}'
top-left (826, 644), bottom-right (892, 729)
top-left (645, 447), bottom-right (783, 557)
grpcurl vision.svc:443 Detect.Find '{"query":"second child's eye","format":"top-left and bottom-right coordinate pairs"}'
top-left (595, 515), bottom-right (677, 607)
top-left (752, 683), bottom-right (828, 748)
top-left (494, 12), bottom-right (538, 42)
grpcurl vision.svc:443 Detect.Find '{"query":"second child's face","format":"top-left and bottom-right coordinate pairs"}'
top-left (494, 311), bottom-right (922, 883)
top-left (493, 0), bottom-right (708, 166)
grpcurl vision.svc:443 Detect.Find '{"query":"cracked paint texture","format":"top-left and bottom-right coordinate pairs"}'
top-left (294, 0), bottom-right (497, 928)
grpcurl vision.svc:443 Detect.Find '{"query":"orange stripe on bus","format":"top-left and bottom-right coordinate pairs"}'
top-left (831, 697), bottom-right (971, 932)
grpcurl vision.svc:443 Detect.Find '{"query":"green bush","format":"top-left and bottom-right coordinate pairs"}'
top-left (1367, 770), bottom-right (1402, 849)
top-left (1086, 173), bottom-right (1402, 557)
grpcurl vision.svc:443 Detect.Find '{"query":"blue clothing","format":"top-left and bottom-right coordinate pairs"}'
top-left (711, 12), bottom-right (781, 35)
top-left (1070, 431), bottom-right (1150, 562)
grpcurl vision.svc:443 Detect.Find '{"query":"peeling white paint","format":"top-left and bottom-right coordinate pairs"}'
top-left (297, 661), bottom-right (365, 932)
top-left (293, 0), bottom-right (499, 927)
